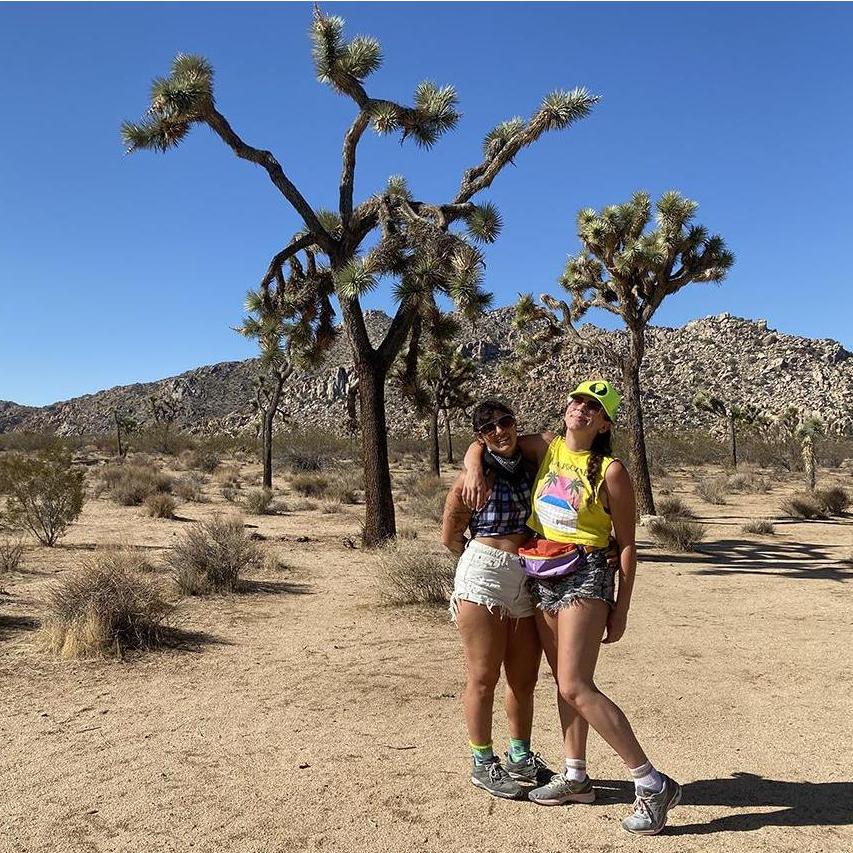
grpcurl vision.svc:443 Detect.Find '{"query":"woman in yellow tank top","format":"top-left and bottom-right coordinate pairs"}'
top-left (463, 380), bottom-right (681, 835)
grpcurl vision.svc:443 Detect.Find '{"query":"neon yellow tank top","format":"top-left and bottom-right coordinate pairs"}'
top-left (527, 437), bottom-right (615, 548)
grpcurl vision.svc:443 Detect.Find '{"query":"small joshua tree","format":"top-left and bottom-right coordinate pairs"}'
top-left (766, 407), bottom-right (825, 484)
top-left (395, 311), bottom-right (477, 476)
top-left (692, 390), bottom-right (764, 468)
top-left (515, 191), bottom-right (734, 515)
top-left (148, 393), bottom-right (183, 455)
top-left (112, 408), bottom-right (137, 458)
top-left (796, 414), bottom-right (825, 491)
top-left (121, 8), bottom-right (597, 543)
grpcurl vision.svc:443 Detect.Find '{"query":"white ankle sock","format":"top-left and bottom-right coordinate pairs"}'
top-left (629, 760), bottom-right (664, 792)
top-left (564, 758), bottom-right (587, 782)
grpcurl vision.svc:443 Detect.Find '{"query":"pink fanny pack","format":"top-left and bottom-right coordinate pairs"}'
top-left (518, 540), bottom-right (587, 579)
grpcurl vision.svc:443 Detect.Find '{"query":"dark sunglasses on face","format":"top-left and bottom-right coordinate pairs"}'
top-left (478, 414), bottom-right (516, 436)
top-left (569, 395), bottom-right (603, 413)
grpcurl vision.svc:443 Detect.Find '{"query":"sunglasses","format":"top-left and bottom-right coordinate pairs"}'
top-left (568, 395), bottom-right (603, 413)
top-left (477, 414), bottom-right (516, 436)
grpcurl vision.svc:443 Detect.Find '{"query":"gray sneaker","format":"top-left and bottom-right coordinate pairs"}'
top-left (505, 752), bottom-right (554, 785)
top-left (471, 757), bottom-right (524, 799)
top-left (621, 775), bottom-right (682, 835)
top-left (528, 772), bottom-right (596, 805)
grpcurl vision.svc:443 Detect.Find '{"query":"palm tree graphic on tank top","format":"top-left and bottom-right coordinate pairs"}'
top-left (536, 468), bottom-right (584, 532)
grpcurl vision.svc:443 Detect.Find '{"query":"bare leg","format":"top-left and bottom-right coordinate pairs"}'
top-left (556, 599), bottom-right (647, 768)
top-left (536, 608), bottom-right (589, 761)
top-left (502, 615), bottom-right (541, 743)
top-left (456, 600), bottom-right (509, 745)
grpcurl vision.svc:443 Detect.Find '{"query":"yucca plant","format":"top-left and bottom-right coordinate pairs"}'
top-left (122, 8), bottom-right (598, 544)
top-left (513, 191), bottom-right (734, 516)
top-left (692, 390), bottom-right (765, 469)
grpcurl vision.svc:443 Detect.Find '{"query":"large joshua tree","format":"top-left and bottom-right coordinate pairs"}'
top-left (692, 390), bottom-right (764, 469)
top-left (516, 191), bottom-right (734, 515)
top-left (122, 9), bottom-right (597, 543)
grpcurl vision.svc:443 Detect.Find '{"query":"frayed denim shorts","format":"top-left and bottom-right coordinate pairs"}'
top-left (449, 540), bottom-right (535, 623)
top-left (528, 547), bottom-right (616, 612)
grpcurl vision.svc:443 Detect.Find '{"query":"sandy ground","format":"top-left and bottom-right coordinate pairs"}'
top-left (1, 459), bottom-right (851, 853)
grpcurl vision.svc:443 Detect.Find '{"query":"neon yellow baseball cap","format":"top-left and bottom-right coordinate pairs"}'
top-left (568, 379), bottom-right (621, 421)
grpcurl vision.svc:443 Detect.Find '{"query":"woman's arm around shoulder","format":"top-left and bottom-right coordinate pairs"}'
top-left (442, 472), bottom-right (473, 558)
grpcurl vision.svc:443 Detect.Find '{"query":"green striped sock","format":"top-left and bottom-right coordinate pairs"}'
top-left (470, 741), bottom-right (495, 765)
top-left (508, 738), bottom-right (531, 762)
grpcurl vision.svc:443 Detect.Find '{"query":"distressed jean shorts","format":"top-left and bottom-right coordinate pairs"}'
top-left (528, 547), bottom-right (616, 612)
top-left (449, 540), bottom-right (535, 623)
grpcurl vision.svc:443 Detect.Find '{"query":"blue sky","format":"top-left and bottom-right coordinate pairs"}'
top-left (1, 2), bottom-right (851, 407)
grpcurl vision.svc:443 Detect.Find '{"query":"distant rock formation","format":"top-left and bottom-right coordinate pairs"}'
top-left (2, 310), bottom-right (851, 438)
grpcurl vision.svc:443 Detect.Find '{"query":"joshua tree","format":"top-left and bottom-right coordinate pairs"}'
top-left (794, 413), bottom-right (825, 490)
top-left (766, 407), bottom-right (825, 483)
top-left (515, 191), bottom-right (734, 515)
top-left (395, 312), bottom-right (477, 476)
top-left (692, 390), bottom-right (764, 469)
top-left (111, 408), bottom-right (137, 458)
top-left (148, 393), bottom-right (183, 455)
top-left (237, 265), bottom-right (335, 489)
top-left (122, 9), bottom-right (597, 543)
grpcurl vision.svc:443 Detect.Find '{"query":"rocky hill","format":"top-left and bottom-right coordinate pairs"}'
top-left (2, 310), bottom-right (851, 438)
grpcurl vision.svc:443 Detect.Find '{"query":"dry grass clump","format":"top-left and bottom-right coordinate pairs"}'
top-left (742, 519), bottom-right (776, 535)
top-left (43, 553), bottom-right (172, 658)
top-left (815, 485), bottom-right (850, 516)
top-left (321, 500), bottom-right (343, 514)
top-left (109, 463), bottom-right (173, 507)
top-left (397, 525), bottom-right (419, 540)
top-left (397, 473), bottom-right (447, 523)
top-left (165, 516), bottom-right (260, 595)
top-left (0, 535), bottom-right (25, 572)
top-left (375, 540), bottom-right (455, 606)
top-left (281, 450), bottom-right (324, 472)
top-left (648, 518), bottom-right (707, 552)
top-left (179, 448), bottom-right (221, 474)
top-left (242, 488), bottom-right (279, 515)
top-left (289, 498), bottom-right (318, 511)
top-left (290, 473), bottom-right (330, 498)
top-left (174, 473), bottom-right (207, 502)
top-left (727, 471), bottom-right (771, 494)
top-left (144, 492), bottom-right (177, 519)
top-left (93, 545), bottom-right (158, 575)
top-left (780, 492), bottom-right (828, 520)
top-left (694, 476), bottom-right (727, 505)
top-left (214, 465), bottom-right (242, 502)
top-left (656, 496), bottom-right (698, 520)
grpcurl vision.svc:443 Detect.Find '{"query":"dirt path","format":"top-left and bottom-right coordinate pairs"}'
top-left (1, 466), bottom-right (851, 853)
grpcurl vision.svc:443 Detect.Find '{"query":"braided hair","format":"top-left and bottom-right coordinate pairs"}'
top-left (585, 430), bottom-right (613, 507)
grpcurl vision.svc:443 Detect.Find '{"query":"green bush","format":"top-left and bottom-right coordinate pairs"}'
top-left (243, 488), bottom-right (277, 515)
top-left (289, 473), bottom-right (330, 498)
top-left (780, 492), bottom-right (827, 520)
top-left (44, 553), bottom-right (172, 658)
top-left (656, 496), bottom-right (698, 520)
top-left (1, 447), bottom-right (86, 546)
top-left (109, 463), bottom-right (173, 507)
top-left (648, 518), bottom-right (707, 552)
top-left (165, 516), bottom-right (260, 595)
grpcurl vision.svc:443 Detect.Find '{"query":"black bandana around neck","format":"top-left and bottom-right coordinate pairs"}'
top-left (483, 448), bottom-right (524, 479)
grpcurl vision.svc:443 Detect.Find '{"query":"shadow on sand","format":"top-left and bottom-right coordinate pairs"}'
top-left (642, 539), bottom-right (852, 581)
top-left (595, 773), bottom-right (852, 835)
top-left (0, 612), bottom-right (41, 640)
top-left (158, 625), bottom-right (233, 653)
top-left (236, 579), bottom-right (313, 596)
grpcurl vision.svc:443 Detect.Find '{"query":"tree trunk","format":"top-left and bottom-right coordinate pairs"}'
top-left (261, 376), bottom-right (284, 491)
top-left (357, 364), bottom-right (396, 545)
top-left (444, 408), bottom-right (454, 464)
top-left (729, 412), bottom-right (738, 469)
top-left (114, 413), bottom-right (124, 459)
top-left (802, 436), bottom-right (816, 490)
top-left (622, 328), bottom-right (655, 517)
top-left (429, 407), bottom-right (441, 476)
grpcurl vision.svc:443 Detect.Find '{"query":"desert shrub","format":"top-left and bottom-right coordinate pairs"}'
top-left (99, 463), bottom-right (127, 491)
top-left (144, 492), bottom-right (177, 519)
top-left (727, 471), bottom-right (771, 494)
top-left (397, 473), bottom-right (446, 523)
top-left (94, 545), bottom-right (157, 575)
top-left (656, 496), bottom-right (698, 520)
top-left (694, 476), bottom-right (727, 505)
top-left (289, 498), bottom-right (318, 511)
top-left (647, 518), bottom-right (707, 552)
top-left (814, 485), bottom-right (850, 516)
top-left (321, 500), bottom-right (343, 514)
top-left (243, 488), bottom-right (277, 515)
top-left (376, 540), bottom-right (455, 606)
top-left (174, 473), bottom-right (206, 502)
top-left (290, 473), bottom-right (330, 498)
top-left (397, 525), bottom-right (419, 540)
top-left (110, 464), bottom-right (173, 507)
top-left (780, 492), bottom-right (827, 520)
top-left (43, 554), bottom-right (172, 658)
top-left (2, 447), bottom-right (86, 546)
top-left (165, 516), bottom-right (260, 595)
top-left (179, 448), bottom-right (221, 474)
top-left (280, 450), bottom-right (324, 472)
top-left (0, 535), bottom-right (25, 572)
top-left (741, 519), bottom-right (776, 535)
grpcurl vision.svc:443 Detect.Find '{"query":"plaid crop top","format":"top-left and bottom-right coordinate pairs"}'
top-left (468, 471), bottom-right (533, 538)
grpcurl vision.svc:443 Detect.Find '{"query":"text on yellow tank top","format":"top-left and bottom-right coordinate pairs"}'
top-left (527, 437), bottom-right (615, 548)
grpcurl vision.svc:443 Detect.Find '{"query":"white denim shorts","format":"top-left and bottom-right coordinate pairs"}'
top-left (449, 540), bottom-right (535, 622)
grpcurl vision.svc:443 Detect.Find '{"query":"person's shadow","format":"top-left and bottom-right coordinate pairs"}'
top-left (597, 772), bottom-right (853, 835)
